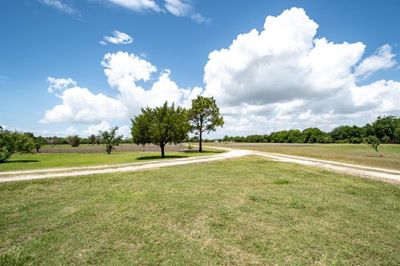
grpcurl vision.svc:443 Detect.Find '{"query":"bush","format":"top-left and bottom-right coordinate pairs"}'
top-left (67, 135), bottom-right (80, 147)
top-left (0, 126), bottom-right (34, 162)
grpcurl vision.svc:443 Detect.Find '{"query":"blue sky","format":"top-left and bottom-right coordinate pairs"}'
top-left (1, 0), bottom-right (400, 137)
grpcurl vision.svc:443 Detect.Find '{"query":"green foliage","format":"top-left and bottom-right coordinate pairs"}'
top-left (131, 111), bottom-right (152, 146)
top-left (365, 135), bottom-right (381, 155)
top-left (131, 102), bottom-right (190, 157)
top-left (219, 116), bottom-right (400, 144)
top-left (99, 127), bottom-right (123, 154)
top-left (88, 134), bottom-right (97, 146)
top-left (0, 126), bottom-right (34, 163)
top-left (34, 136), bottom-right (46, 153)
top-left (372, 116), bottom-right (400, 142)
top-left (189, 96), bottom-right (224, 152)
top-left (67, 135), bottom-right (80, 147)
top-left (395, 125), bottom-right (400, 143)
top-left (330, 125), bottom-right (364, 143)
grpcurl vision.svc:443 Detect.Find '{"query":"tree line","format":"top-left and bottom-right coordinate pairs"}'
top-left (0, 96), bottom-right (224, 162)
top-left (1, 98), bottom-right (399, 162)
top-left (0, 126), bottom-right (124, 162)
top-left (219, 116), bottom-right (400, 144)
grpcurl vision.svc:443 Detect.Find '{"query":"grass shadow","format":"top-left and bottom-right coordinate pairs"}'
top-left (183, 150), bottom-right (223, 154)
top-left (136, 155), bottom-right (188, 160)
top-left (3, 160), bottom-right (39, 164)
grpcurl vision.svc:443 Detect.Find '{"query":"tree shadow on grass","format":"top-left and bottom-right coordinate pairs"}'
top-left (3, 160), bottom-right (39, 163)
top-left (136, 150), bottom-right (223, 160)
top-left (136, 155), bottom-right (188, 160)
top-left (183, 150), bottom-right (223, 154)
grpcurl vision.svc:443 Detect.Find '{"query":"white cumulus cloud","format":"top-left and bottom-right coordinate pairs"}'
top-left (42, 7), bottom-right (400, 136)
top-left (42, 52), bottom-right (201, 125)
top-left (47, 77), bottom-right (77, 93)
top-left (84, 121), bottom-right (131, 138)
top-left (41, 85), bottom-right (129, 124)
top-left (203, 7), bottom-right (399, 135)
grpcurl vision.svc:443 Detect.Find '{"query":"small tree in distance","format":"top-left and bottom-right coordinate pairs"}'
top-left (131, 102), bottom-right (190, 158)
top-left (34, 136), bottom-right (46, 153)
top-left (99, 127), bottom-right (122, 154)
top-left (68, 135), bottom-right (80, 147)
top-left (88, 134), bottom-right (96, 146)
top-left (189, 96), bottom-right (224, 152)
top-left (365, 135), bottom-right (382, 157)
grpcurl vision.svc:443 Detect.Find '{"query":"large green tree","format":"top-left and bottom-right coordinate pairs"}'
top-left (189, 96), bottom-right (224, 152)
top-left (131, 102), bottom-right (190, 158)
top-left (34, 136), bottom-right (46, 153)
top-left (99, 127), bottom-right (123, 154)
top-left (0, 126), bottom-right (34, 163)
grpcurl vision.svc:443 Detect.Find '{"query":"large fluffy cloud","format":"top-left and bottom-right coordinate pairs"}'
top-left (41, 85), bottom-right (128, 124)
top-left (41, 52), bottom-right (201, 126)
top-left (203, 7), bottom-right (400, 135)
top-left (42, 7), bottom-right (400, 136)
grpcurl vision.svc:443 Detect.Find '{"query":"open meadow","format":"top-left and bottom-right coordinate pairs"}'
top-left (2, 2), bottom-right (400, 265)
top-left (1, 157), bottom-right (399, 265)
top-left (210, 143), bottom-right (400, 171)
top-left (0, 144), bottom-right (220, 172)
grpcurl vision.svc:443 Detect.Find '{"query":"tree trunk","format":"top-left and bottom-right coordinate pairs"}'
top-left (161, 144), bottom-right (165, 158)
top-left (199, 131), bottom-right (203, 152)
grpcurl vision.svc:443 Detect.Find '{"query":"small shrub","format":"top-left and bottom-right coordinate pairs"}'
top-left (273, 179), bottom-right (290, 185)
top-left (67, 135), bottom-right (80, 147)
top-left (365, 135), bottom-right (382, 157)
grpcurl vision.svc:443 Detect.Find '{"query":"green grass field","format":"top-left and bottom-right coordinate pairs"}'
top-left (0, 150), bottom-right (221, 172)
top-left (211, 143), bottom-right (400, 170)
top-left (1, 157), bottom-right (399, 265)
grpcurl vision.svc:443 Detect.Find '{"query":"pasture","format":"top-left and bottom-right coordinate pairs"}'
top-left (210, 143), bottom-right (400, 170)
top-left (0, 144), bottom-right (220, 171)
top-left (1, 157), bottom-right (399, 264)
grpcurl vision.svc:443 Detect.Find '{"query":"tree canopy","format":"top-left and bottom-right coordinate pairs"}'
top-left (131, 102), bottom-right (190, 158)
top-left (0, 126), bottom-right (34, 163)
top-left (220, 116), bottom-right (400, 145)
top-left (189, 96), bottom-right (224, 152)
top-left (99, 127), bottom-right (123, 154)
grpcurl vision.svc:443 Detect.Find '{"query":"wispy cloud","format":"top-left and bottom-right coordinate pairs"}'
top-left (106, 0), bottom-right (162, 12)
top-left (354, 44), bottom-right (396, 78)
top-left (38, 0), bottom-right (80, 15)
top-left (164, 0), bottom-right (210, 23)
top-left (101, 30), bottom-right (133, 45)
top-left (105, 0), bottom-right (210, 23)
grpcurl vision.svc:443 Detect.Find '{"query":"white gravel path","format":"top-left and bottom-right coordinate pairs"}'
top-left (0, 147), bottom-right (399, 184)
top-left (0, 149), bottom-right (251, 183)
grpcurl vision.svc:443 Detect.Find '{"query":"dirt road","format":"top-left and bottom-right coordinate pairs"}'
top-left (1, 147), bottom-right (399, 184)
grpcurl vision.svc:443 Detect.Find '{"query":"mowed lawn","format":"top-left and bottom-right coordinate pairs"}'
top-left (1, 157), bottom-right (399, 265)
top-left (0, 150), bottom-right (221, 172)
top-left (212, 143), bottom-right (400, 170)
